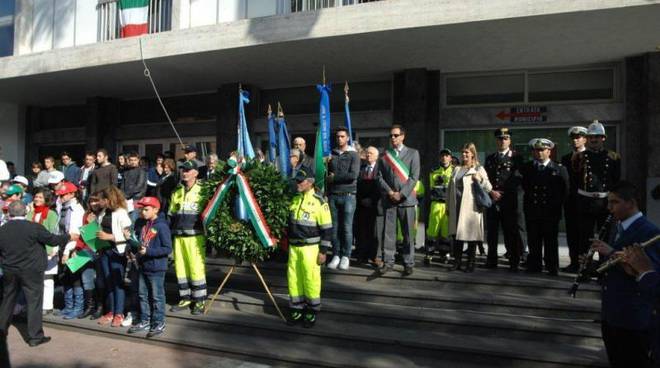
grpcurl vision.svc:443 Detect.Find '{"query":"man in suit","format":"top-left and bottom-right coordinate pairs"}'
top-left (520, 138), bottom-right (569, 276)
top-left (293, 137), bottom-right (315, 170)
top-left (560, 126), bottom-right (588, 273)
top-left (377, 124), bottom-right (420, 276)
top-left (484, 128), bottom-right (525, 271)
top-left (0, 201), bottom-right (75, 346)
top-left (592, 180), bottom-right (660, 368)
top-left (355, 146), bottom-right (380, 265)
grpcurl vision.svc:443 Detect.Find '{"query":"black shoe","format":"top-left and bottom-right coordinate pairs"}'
top-left (547, 269), bottom-right (559, 276)
top-left (191, 301), bottom-right (205, 315)
top-left (480, 262), bottom-right (498, 269)
top-left (423, 256), bottom-right (432, 266)
top-left (378, 264), bottom-right (393, 276)
top-left (508, 265), bottom-right (519, 273)
top-left (561, 264), bottom-right (579, 273)
top-left (128, 321), bottom-right (150, 334)
top-left (287, 310), bottom-right (303, 326)
top-left (303, 312), bottom-right (316, 328)
top-left (79, 290), bottom-right (95, 319)
top-left (525, 268), bottom-right (541, 274)
top-left (147, 322), bottom-right (166, 338)
top-left (403, 266), bottom-right (414, 276)
top-left (28, 336), bottom-right (51, 347)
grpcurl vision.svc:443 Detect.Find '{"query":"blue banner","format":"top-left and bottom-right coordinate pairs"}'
top-left (267, 108), bottom-right (277, 163)
top-left (316, 84), bottom-right (332, 157)
top-left (277, 116), bottom-right (291, 178)
top-left (237, 89), bottom-right (255, 159)
top-left (344, 98), bottom-right (353, 146)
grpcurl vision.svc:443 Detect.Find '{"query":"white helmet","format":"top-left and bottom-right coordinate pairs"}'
top-left (586, 120), bottom-right (606, 137)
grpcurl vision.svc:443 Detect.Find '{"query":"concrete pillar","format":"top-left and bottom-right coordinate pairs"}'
top-left (86, 97), bottom-right (121, 159)
top-left (625, 52), bottom-right (660, 222)
top-left (215, 84), bottom-right (260, 158)
top-left (25, 106), bottom-right (40, 171)
top-left (0, 103), bottom-right (26, 175)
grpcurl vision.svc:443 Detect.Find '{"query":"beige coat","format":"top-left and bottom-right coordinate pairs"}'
top-left (448, 165), bottom-right (492, 242)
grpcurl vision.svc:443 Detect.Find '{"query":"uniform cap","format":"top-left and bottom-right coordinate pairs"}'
top-left (183, 145), bottom-right (197, 153)
top-left (181, 160), bottom-right (199, 171)
top-left (529, 138), bottom-right (555, 150)
top-left (567, 126), bottom-right (588, 137)
top-left (439, 148), bottom-right (452, 156)
top-left (494, 128), bottom-right (512, 138)
top-left (294, 166), bottom-right (315, 183)
top-left (5, 184), bottom-right (23, 196)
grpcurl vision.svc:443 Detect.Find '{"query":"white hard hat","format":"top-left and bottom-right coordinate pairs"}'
top-left (47, 171), bottom-right (65, 184)
top-left (11, 175), bottom-right (29, 186)
top-left (586, 120), bottom-right (606, 137)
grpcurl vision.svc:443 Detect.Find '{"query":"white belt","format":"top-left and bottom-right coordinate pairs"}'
top-left (578, 189), bottom-right (608, 199)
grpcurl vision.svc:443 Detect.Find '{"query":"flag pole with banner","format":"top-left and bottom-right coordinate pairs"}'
top-left (316, 67), bottom-right (332, 157)
top-left (266, 104), bottom-right (277, 163)
top-left (237, 86), bottom-right (255, 160)
top-left (276, 102), bottom-right (291, 178)
top-left (344, 81), bottom-right (354, 146)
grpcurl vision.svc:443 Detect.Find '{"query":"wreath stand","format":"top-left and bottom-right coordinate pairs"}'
top-left (204, 262), bottom-right (287, 322)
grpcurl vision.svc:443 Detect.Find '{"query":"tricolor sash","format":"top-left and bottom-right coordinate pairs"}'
top-left (383, 148), bottom-right (410, 182)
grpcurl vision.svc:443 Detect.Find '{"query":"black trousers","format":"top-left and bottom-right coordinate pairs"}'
top-left (602, 321), bottom-right (652, 368)
top-left (578, 196), bottom-right (609, 255)
top-left (486, 202), bottom-right (524, 266)
top-left (355, 204), bottom-right (378, 261)
top-left (0, 269), bottom-right (45, 342)
top-left (525, 219), bottom-right (559, 272)
top-left (564, 194), bottom-right (580, 266)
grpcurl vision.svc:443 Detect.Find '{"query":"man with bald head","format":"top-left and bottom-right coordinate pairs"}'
top-left (355, 146), bottom-right (381, 264)
top-left (293, 137), bottom-right (315, 169)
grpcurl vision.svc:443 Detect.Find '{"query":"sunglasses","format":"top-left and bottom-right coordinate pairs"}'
top-left (390, 134), bottom-right (402, 138)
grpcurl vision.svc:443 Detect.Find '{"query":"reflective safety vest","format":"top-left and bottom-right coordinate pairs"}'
top-left (429, 165), bottom-right (454, 203)
top-left (168, 182), bottom-right (205, 236)
top-left (288, 189), bottom-right (333, 253)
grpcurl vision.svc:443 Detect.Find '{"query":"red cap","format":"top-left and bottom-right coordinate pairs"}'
top-left (135, 196), bottom-right (161, 209)
top-left (54, 181), bottom-right (78, 196)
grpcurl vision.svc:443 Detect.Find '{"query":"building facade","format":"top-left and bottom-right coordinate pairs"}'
top-left (1, 0), bottom-right (660, 222)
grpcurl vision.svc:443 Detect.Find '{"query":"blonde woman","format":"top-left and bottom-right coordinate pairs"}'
top-left (447, 143), bottom-right (492, 272)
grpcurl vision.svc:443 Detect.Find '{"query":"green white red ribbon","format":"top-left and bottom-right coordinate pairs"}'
top-left (383, 148), bottom-right (410, 182)
top-left (201, 157), bottom-right (275, 248)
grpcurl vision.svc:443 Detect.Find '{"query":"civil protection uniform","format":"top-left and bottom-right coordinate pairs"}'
top-left (520, 139), bottom-right (569, 275)
top-left (287, 188), bottom-right (332, 314)
top-left (573, 122), bottom-right (621, 256)
top-left (168, 181), bottom-right (207, 304)
top-left (425, 163), bottom-right (454, 259)
top-left (484, 128), bottom-right (525, 269)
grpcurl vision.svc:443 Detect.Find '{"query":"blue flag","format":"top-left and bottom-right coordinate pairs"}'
top-left (277, 116), bottom-right (291, 178)
top-left (317, 84), bottom-right (332, 157)
top-left (267, 107), bottom-right (277, 163)
top-left (237, 89), bottom-right (255, 159)
top-left (344, 94), bottom-right (353, 146)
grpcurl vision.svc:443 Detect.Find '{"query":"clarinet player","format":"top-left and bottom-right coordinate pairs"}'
top-left (590, 181), bottom-right (660, 368)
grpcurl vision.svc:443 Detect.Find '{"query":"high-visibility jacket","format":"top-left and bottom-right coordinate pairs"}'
top-left (168, 182), bottom-right (205, 236)
top-left (288, 189), bottom-right (332, 253)
top-left (426, 165), bottom-right (454, 240)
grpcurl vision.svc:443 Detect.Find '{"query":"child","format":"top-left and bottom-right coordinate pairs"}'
top-left (125, 197), bottom-right (172, 337)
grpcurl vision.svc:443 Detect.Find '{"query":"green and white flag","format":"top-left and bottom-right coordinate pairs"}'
top-left (119, 0), bottom-right (149, 38)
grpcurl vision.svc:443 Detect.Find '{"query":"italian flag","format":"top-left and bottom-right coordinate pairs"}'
top-left (119, 0), bottom-right (149, 38)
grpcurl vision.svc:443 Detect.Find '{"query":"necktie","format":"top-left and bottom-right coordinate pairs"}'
top-left (614, 222), bottom-right (624, 242)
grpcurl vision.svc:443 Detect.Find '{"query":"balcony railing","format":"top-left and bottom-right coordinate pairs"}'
top-left (291, 0), bottom-right (381, 13)
top-left (97, 0), bottom-right (172, 42)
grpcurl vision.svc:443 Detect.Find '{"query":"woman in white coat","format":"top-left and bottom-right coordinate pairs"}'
top-left (447, 143), bottom-right (492, 272)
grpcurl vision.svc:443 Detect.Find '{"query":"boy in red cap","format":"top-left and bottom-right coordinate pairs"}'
top-left (124, 197), bottom-right (172, 337)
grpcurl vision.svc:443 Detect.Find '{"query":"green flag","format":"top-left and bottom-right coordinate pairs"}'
top-left (314, 127), bottom-right (326, 193)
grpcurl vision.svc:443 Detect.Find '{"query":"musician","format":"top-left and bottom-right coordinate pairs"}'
top-left (576, 121), bottom-right (621, 264)
top-left (591, 181), bottom-right (660, 368)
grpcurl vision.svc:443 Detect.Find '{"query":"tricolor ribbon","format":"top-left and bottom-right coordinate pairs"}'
top-left (201, 157), bottom-right (276, 248)
top-left (382, 148), bottom-right (417, 197)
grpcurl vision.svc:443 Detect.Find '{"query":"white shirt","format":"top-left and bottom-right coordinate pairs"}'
top-left (535, 159), bottom-right (551, 168)
top-left (0, 160), bottom-right (9, 181)
top-left (498, 149), bottom-right (510, 158)
top-left (621, 211), bottom-right (643, 231)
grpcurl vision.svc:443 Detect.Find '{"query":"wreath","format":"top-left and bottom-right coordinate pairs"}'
top-left (200, 159), bottom-right (291, 263)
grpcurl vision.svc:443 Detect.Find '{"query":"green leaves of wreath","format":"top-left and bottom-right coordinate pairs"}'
top-left (200, 159), bottom-right (291, 263)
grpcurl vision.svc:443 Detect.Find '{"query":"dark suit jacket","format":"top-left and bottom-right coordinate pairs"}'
top-left (601, 215), bottom-right (660, 330)
top-left (377, 145), bottom-right (420, 208)
top-left (484, 150), bottom-right (523, 208)
top-left (357, 162), bottom-right (380, 208)
top-left (0, 219), bottom-right (70, 273)
top-left (520, 160), bottom-right (569, 221)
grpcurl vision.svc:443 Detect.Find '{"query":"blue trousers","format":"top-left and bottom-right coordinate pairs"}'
top-left (100, 250), bottom-right (127, 315)
top-left (138, 271), bottom-right (166, 325)
top-left (329, 193), bottom-right (356, 258)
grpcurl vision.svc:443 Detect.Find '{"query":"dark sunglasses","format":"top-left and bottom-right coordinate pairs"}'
top-left (390, 134), bottom-right (402, 138)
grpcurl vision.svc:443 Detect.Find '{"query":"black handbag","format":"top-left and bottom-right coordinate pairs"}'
top-left (472, 175), bottom-right (492, 212)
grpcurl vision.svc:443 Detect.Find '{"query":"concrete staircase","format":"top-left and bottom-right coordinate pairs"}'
top-left (44, 255), bottom-right (608, 367)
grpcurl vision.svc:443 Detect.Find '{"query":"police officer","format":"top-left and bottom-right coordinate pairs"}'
top-left (560, 126), bottom-right (588, 273)
top-left (287, 166), bottom-right (332, 328)
top-left (574, 121), bottom-right (621, 262)
top-left (424, 148), bottom-right (454, 265)
top-left (521, 138), bottom-right (569, 276)
top-left (484, 128), bottom-right (525, 271)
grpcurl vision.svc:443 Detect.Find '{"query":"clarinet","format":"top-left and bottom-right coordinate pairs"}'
top-left (596, 234), bottom-right (660, 273)
top-left (568, 214), bottom-right (614, 298)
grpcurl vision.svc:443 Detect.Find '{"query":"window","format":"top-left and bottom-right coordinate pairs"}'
top-left (0, 0), bottom-right (14, 57)
top-left (446, 74), bottom-right (525, 105)
top-left (528, 69), bottom-right (614, 102)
